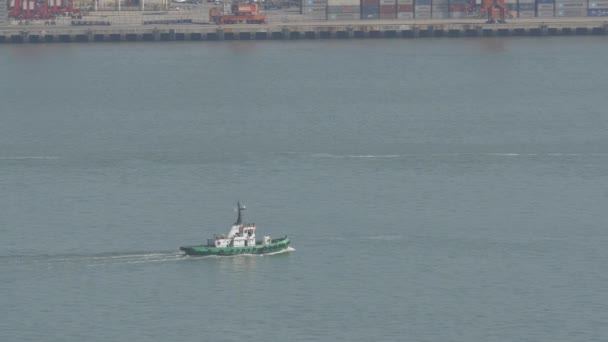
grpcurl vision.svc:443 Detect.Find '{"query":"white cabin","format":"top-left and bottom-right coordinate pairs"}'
top-left (206, 202), bottom-right (271, 248)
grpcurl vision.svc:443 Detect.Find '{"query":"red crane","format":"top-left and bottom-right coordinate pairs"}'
top-left (8, 0), bottom-right (78, 21)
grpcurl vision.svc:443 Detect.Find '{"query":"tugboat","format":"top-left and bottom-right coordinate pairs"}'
top-left (179, 202), bottom-right (290, 256)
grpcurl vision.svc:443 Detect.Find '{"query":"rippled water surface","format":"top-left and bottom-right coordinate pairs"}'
top-left (2, 38), bottom-right (608, 342)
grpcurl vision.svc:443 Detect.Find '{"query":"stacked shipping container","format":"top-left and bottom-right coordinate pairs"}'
top-left (588, 0), bottom-right (608, 16)
top-left (414, 0), bottom-right (432, 18)
top-left (0, 0), bottom-right (7, 26)
top-left (449, 0), bottom-right (468, 18)
top-left (361, 0), bottom-right (380, 19)
top-left (328, 0), bottom-right (361, 20)
top-left (537, 0), bottom-right (555, 17)
top-left (301, 0), bottom-right (600, 21)
top-left (379, 0), bottom-right (397, 19)
top-left (518, 0), bottom-right (536, 17)
top-left (397, 0), bottom-right (414, 18)
top-left (301, 0), bottom-right (328, 20)
top-left (432, 0), bottom-right (450, 18)
top-left (555, 0), bottom-right (587, 16)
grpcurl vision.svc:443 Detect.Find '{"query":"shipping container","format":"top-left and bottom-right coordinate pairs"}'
top-left (589, 0), bottom-right (608, 7)
top-left (554, 0), bottom-right (587, 16)
top-left (415, 4), bottom-right (431, 10)
top-left (449, 2), bottom-right (475, 18)
top-left (397, 12), bottom-right (414, 18)
top-left (362, 4), bottom-right (380, 18)
top-left (519, 3), bottom-right (536, 10)
top-left (536, 0), bottom-right (555, 17)
top-left (556, 1), bottom-right (587, 9)
top-left (379, 0), bottom-right (396, 4)
top-left (432, 4), bottom-right (450, 10)
top-left (556, 9), bottom-right (587, 15)
top-left (537, 3), bottom-right (555, 9)
top-left (588, 8), bottom-right (608, 15)
top-left (449, 4), bottom-right (466, 11)
top-left (518, 10), bottom-right (536, 17)
top-left (361, 13), bottom-right (380, 19)
top-left (397, 4), bottom-right (413, 10)
top-left (431, 10), bottom-right (450, 18)
top-left (379, 8), bottom-right (397, 18)
top-left (328, 5), bottom-right (360, 12)
top-left (303, 12), bottom-right (329, 17)
top-left (397, 0), bottom-right (414, 4)
top-left (415, 12), bottom-right (432, 18)
top-left (450, 11), bottom-right (467, 17)
top-left (414, 0), bottom-right (431, 18)
top-left (380, 4), bottom-right (397, 11)
top-left (328, 12), bottom-right (361, 19)
top-left (362, 0), bottom-right (379, 4)
top-left (327, 0), bottom-right (359, 5)
top-left (537, 11), bottom-right (555, 16)
top-left (302, 0), bottom-right (328, 5)
top-left (0, 0), bottom-right (6, 26)
top-left (301, 6), bottom-right (328, 13)
top-left (515, 0), bottom-right (535, 17)
top-left (397, 3), bottom-right (413, 19)
top-left (432, 12), bottom-right (450, 18)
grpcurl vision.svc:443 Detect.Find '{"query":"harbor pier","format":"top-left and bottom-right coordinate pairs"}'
top-left (1, 18), bottom-right (607, 44)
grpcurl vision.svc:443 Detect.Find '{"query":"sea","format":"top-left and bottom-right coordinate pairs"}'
top-left (1, 37), bottom-right (608, 342)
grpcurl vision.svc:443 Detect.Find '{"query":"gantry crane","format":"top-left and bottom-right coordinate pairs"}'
top-left (8, 0), bottom-right (78, 21)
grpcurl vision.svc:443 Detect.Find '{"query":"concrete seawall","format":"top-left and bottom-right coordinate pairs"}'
top-left (1, 19), bottom-right (607, 43)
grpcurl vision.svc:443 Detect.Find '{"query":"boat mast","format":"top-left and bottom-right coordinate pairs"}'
top-left (235, 201), bottom-right (246, 225)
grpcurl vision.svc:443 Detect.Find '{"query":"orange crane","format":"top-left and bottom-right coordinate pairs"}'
top-left (209, 3), bottom-right (266, 24)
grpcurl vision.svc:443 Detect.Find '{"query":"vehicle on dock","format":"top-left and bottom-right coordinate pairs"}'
top-left (180, 202), bottom-right (290, 256)
top-left (209, 3), bottom-right (266, 24)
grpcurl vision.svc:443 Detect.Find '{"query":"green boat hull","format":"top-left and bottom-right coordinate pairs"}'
top-left (180, 236), bottom-right (290, 256)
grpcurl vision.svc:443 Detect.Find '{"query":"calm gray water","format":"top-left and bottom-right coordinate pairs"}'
top-left (2, 38), bottom-right (608, 342)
